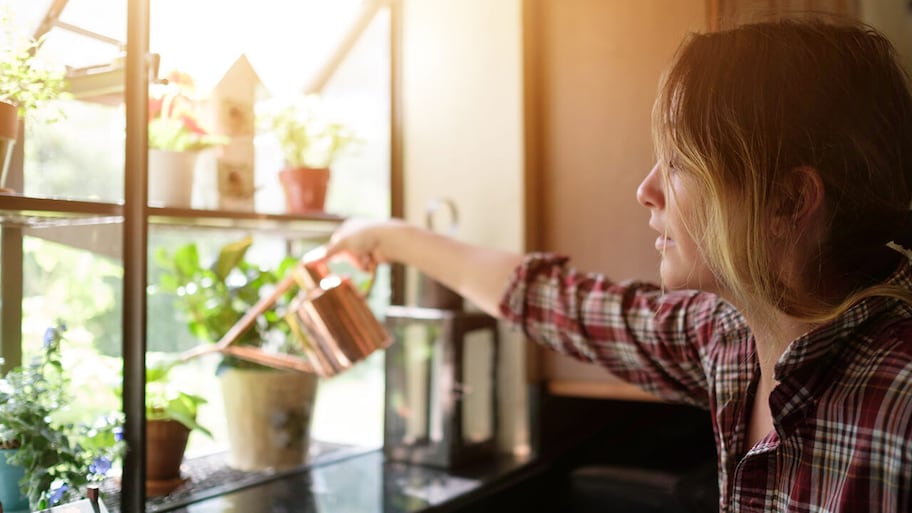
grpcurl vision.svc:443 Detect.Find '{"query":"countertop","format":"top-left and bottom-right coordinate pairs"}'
top-left (134, 446), bottom-right (540, 513)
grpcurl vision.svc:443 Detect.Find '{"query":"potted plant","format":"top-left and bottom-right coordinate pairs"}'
top-left (148, 70), bottom-right (229, 207)
top-left (258, 94), bottom-right (358, 213)
top-left (0, 322), bottom-right (121, 511)
top-left (154, 237), bottom-right (319, 471)
top-left (0, 7), bottom-right (67, 193)
top-left (142, 354), bottom-right (212, 497)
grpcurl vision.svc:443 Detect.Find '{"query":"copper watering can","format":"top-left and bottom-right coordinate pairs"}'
top-left (180, 246), bottom-right (391, 378)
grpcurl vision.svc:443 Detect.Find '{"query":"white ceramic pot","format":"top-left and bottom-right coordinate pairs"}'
top-left (148, 149), bottom-right (199, 208)
top-left (219, 368), bottom-right (319, 471)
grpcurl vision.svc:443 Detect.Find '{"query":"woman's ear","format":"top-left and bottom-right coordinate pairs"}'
top-left (771, 166), bottom-right (825, 237)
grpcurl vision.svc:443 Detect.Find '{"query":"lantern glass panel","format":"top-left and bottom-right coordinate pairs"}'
top-left (462, 328), bottom-right (494, 444)
top-left (386, 323), bottom-right (440, 445)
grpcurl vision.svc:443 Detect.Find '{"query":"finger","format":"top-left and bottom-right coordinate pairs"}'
top-left (358, 253), bottom-right (376, 272)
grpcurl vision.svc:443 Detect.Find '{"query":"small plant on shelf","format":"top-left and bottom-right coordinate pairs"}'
top-left (145, 355), bottom-right (212, 437)
top-left (258, 94), bottom-right (358, 169)
top-left (257, 94), bottom-right (360, 213)
top-left (0, 7), bottom-right (68, 118)
top-left (148, 70), bottom-right (229, 152)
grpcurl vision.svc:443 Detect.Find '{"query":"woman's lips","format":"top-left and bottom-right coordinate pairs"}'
top-left (655, 235), bottom-right (675, 251)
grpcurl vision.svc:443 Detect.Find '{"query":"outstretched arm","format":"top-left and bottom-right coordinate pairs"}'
top-left (323, 218), bottom-right (524, 317)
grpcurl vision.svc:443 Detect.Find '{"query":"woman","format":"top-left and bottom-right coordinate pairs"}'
top-left (324, 19), bottom-right (912, 512)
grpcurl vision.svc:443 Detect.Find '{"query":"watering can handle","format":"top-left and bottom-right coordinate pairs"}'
top-left (300, 245), bottom-right (377, 298)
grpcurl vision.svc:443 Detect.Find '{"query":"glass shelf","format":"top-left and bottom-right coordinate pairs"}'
top-left (0, 194), bottom-right (121, 227)
top-left (148, 206), bottom-right (345, 237)
top-left (0, 194), bottom-right (345, 236)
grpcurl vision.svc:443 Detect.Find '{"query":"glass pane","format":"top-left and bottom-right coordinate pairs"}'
top-left (462, 328), bottom-right (495, 444)
top-left (18, 226), bottom-right (125, 508)
top-left (24, 100), bottom-right (125, 202)
top-left (56, 0), bottom-right (126, 47)
top-left (386, 322), bottom-right (438, 444)
top-left (39, 28), bottom-right (123, 70)
top-left (3, 0), bottom-right (391, 506)
top-left (149, 0), bottom-right (365, 95)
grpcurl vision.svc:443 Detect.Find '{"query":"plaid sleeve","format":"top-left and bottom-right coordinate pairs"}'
top-left (498, 252), bottom-right (726, 407)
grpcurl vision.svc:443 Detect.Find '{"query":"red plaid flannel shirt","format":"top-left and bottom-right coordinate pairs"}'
top-left (499, 253), bottom-right (912, 513)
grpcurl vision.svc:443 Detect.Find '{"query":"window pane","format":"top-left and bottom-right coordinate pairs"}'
top-left (4, 1), bottom-right (391, 505)
top-left (24, 100), bottom-right (125, 202)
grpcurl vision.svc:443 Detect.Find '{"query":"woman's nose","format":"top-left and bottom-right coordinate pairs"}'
top-left (636, 163), bottom-right (665, 209)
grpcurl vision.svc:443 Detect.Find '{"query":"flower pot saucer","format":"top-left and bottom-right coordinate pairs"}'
top-left (146, 476), bottom-right (188, 497)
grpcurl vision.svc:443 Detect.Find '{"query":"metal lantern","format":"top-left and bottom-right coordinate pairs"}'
top-left (383, 304), bottom-right (500, 469)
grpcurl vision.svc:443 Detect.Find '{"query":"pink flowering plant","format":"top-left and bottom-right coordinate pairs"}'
top-left (148, 71), bottom-right (229, 152)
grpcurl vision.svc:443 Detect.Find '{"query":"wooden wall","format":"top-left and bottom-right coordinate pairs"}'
top-left (523, 0), bottom-right (706, 399)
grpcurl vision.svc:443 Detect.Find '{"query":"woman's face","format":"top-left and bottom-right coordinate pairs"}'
top-left (636, 162), bottom-right (719, 292)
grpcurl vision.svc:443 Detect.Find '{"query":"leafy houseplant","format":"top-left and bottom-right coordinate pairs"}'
top-left (145, 356), bottom-right (212, 436)
top-left (142, 355), bottom-right (212, 496)
top-left (0, 323), bottom-right (122, 510)
top-left (154, 237), bottom-right (320, 472)
top-left (148, 71), bottom-right (228, 153)
top-left (258, 94), bottom-right (358, 213)
top-left (259, 94), bottom-right (358, 170)
top-left (154, 236), bottom-right (300, 372)
top-left (147, 70), bottom-right (229, 207)
top-left (0, 8), bottom-right (67, 118)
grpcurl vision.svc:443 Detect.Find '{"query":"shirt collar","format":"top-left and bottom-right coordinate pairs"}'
top-left (773, 253), bottom-right (912, 381)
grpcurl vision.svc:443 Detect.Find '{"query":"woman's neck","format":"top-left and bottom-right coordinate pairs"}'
top-left (746, 310), bottom-right (817, 383)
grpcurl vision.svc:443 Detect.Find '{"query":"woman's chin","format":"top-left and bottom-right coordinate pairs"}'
top-left (660, 261), bottom-right (716, 292)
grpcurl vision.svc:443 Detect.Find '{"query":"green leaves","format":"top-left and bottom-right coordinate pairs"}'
top-left (148, 117), bottom-right (230, 152)
top-left (0, 322), bottom-right (122, 509)
top-left (258, 94), bottom-right (359, 169)
top-left (0, 8), bottom-right (68, 118)
top-left (155, 237), bottom-right (301, 371)
top-left (214, 236), bottom-right (253, 281)
top-left (145, 357), bottom-right (213, 438)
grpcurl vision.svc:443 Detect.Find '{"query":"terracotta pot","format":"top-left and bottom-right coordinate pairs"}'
top-left (146, 419), bottom-right (190, 496)
top-left (278, 166), bottom-right (330, 213)
top-left (0, 100), bottom-right (19, 193)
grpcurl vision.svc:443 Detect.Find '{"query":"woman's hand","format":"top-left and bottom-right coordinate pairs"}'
top-left (323, 218), bottom-right (413, 271)
top-left (321, 217), bottom-right (524, 317)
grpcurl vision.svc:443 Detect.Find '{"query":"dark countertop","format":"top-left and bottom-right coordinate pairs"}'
top-left (158, 449), bottom-right (541, 513)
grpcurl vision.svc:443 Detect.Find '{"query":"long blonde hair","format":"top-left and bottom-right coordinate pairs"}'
top-left (652, 19), bottom-right (912, 323)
